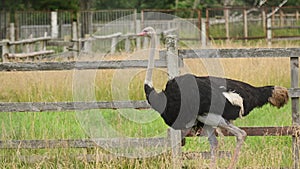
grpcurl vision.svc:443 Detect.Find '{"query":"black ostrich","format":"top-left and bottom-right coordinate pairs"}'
top-left (138, 27), bottom-right (289, 169)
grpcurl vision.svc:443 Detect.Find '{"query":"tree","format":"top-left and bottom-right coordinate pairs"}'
top-left (80, 0), bottom-right (95, 10)
top-left (0, 0), bottom-right (27, 11)
top-left (31, 0), bottom-right (79, 10)
top-left (1, 0), bottom-right (299, 11)
top-left (94, 0), bottom-right (174, 10)
top-left (0, 0), bottom-right (79, 11)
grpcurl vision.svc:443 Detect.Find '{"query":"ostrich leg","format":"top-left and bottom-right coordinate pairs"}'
top-left (218, 120), bottom-right (247, 169)
top-left (204, 125), bottom-right (218, 168)
top-left (198, 114), bottom-right (246, 169)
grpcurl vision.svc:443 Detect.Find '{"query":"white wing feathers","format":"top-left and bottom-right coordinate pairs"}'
top-left (222, 91), bottom-right (244, 119)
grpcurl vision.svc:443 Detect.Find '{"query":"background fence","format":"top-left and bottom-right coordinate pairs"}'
top-left (0, 7), bottom-right (300, 47)
top-left (206, 6), bottom-right (300, 42)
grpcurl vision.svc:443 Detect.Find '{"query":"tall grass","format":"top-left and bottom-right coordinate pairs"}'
top-left (0, 53), bottom-right (296, 168)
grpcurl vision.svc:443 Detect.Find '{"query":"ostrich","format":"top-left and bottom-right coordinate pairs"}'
top-left (138, 27), bottom-right (289, 168)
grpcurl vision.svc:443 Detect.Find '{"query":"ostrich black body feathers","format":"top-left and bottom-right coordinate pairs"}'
top-left (145, 74), bottom-right (274, 130)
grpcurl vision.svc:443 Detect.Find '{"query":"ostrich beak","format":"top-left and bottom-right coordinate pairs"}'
top-left (137, 31), bottom-right (147, 36)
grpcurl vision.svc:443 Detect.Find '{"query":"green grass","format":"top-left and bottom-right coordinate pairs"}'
top-left (0, 104), bottom-right (294, 168)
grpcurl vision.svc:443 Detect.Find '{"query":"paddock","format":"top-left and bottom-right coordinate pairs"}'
top-left (0, 35), bottom-right (299, 168)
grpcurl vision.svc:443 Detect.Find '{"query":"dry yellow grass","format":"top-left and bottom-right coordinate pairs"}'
top-left (184, 57), bottom-right (290, 86)
top-left (0, 53), bottom-right (291, 102)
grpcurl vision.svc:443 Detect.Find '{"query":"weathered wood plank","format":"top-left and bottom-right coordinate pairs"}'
top-left (0, 60), bottom-right (167, 71)
top-left (0, 101), bottom-right (150, 112)
top-left (4, 50), bottom-right (55, 58)
top-left (291, 56), bottom-right (300, 169)
top-left (0, 151), bottom-right (231, 163)
top-left (220, 126), bottom-right (299, 136)
top-left (179, 48), bottom-right (300, 58)
top-left (0, 89), bottom-right (296, 112)
top-left (91, 32), bottom-right (122, 40)
top-left (7, 37), bottom-right (52, 45)
top-left (289, 88), bottom-right (300, 98)
top-left (0, 137), bottom-right (169, 149)
top-left (186, 126), bottom-right (300, 137)
top-left (0, 126), bottom-right (298, 149)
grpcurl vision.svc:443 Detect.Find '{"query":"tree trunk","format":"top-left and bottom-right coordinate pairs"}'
top-left (80, 0), bottom-right (93, 10)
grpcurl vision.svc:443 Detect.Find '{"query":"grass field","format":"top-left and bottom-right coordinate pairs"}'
top-left (0, 54), bottom-right (296, 168)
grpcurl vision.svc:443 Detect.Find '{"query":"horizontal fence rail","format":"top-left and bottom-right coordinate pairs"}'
top-left (179, 48), bottom-right (300, 58)
top-left (0, 137), bottom-right (169, 149)
top-left (0, 127), bottom-right (298, 149)
top-left (0, 48), bottom-right (298, 71)
top-left (0, 101), bottom-right (150, 112)
top-left (0, 60), bottom-right (167, 71)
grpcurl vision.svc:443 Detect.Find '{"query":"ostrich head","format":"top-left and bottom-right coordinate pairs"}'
top-left (138, 27), bottom-right (156, 37)
top-left (268, 86), bottom-right (289, 108)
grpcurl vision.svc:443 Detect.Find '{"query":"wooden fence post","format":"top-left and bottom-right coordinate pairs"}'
top-left (267, 18), bottom-right (272, 46)
top-left (111, 36), bottom-right (118, 54)
top-left (262, 9), bottom-right (266, 32)
top-left (201, 18), bottom-right (206, 47)
top-left (83, 34), bottom-right (92, 53)
top-left (9, 23), bottom-right (15, 55)
top-left (143, 37), bottom-right (149, 49)
top-left (224, 8), bottom-right (229, 42)
top-left (243, 9), bottom-right (248, 42)
top-left (205, 9), bottom-right (210, 46)
top-left (2, 40), bottom-right (9, 62)
top-left (39, 32), bottom-right (47, 51)
top-left (136, 20), bottom-right (141, 50)
top-left (125, 36), bottom-right (130, 52)
top-left (280, 10), bottom-right (284, 27)
top-left (165, 35), bottom-right (182, 169)
top-left (72, 21), bottom-right (79, 57)
top-left (291, 55), bottom-right (300, 169)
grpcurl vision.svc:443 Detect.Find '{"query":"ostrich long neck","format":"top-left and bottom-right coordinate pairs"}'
top-left (145, 33), bottom-right (156, 87)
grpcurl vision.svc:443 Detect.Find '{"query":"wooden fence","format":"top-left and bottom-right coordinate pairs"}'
top-left (0, 37), bottom-right (300, 168)
top-left (1, 22), bottom-right (177, 61)
top-left (2, 7), bottom-right (300, 51)
top-left (1, 32), bottom-right (54, 62)
top-left (206, 6), bottom-right (300, 44)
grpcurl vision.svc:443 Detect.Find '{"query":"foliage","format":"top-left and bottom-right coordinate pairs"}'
top-left (1, 0), bottom-right (300, 11)
top-left (0, 0), bottom-right (79, 11)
